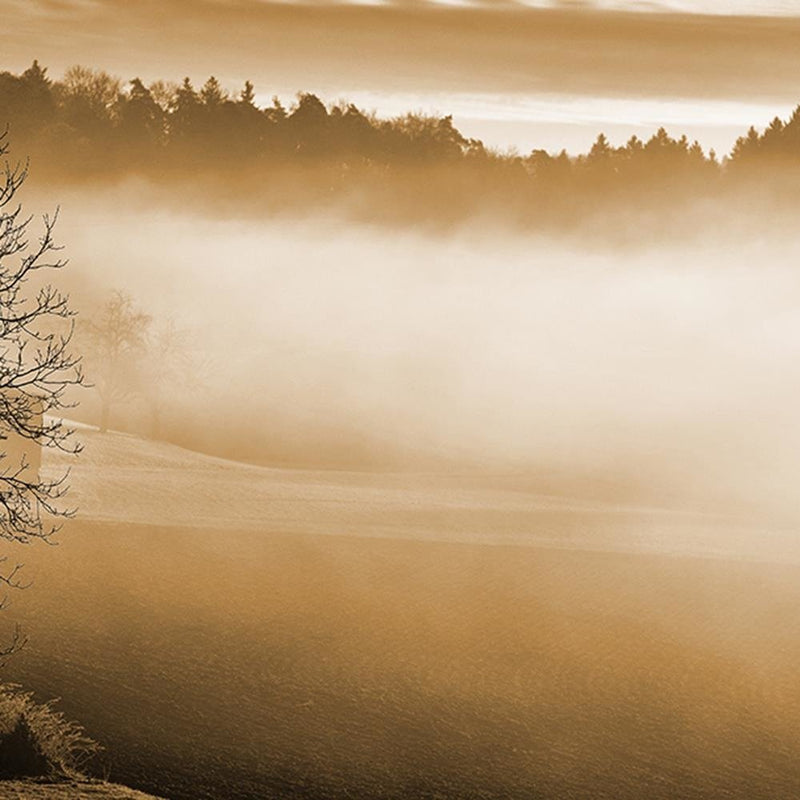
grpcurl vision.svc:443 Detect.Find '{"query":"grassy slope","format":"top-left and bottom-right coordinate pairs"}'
top-left (7, 427), bottom-right (799, 800)
top-left (43, 426), bottom-right (796, 563)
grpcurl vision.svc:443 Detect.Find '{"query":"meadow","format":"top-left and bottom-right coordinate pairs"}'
top-left (3, 431), bottom-right (800, 799)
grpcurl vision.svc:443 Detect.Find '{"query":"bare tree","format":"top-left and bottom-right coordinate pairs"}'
top-left (83, 291), bottom-right (150, 433)
top-left (0, 132), bottom-right (84, 657)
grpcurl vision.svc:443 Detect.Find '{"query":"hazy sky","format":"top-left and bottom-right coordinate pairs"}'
top-left (6, 0), bottom-right (800, 153)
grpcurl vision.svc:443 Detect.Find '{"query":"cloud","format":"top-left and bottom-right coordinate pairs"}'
top-left (4, 0), bottom-right (800, 107)
top-left (10, 0), bottom-right (800, 13)
top-left (638, 0), bottom-right (800, 14)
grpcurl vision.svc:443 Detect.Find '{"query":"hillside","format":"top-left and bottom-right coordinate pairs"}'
top-left (4, 425), bottom-right (800, 800)
top-left (42, 425), bottom-right (797, 564)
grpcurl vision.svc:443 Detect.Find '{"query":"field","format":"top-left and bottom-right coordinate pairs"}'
top-left (3, 430), bottom-right (800, 799)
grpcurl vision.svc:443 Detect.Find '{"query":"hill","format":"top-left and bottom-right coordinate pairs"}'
top-left (42, 425), bottom-right (798, 564)
top-left (4, 425), bottom-right (800, 799)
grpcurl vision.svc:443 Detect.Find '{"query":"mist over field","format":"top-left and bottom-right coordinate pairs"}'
top-left (35, 186), bottom-right (800, 523)
top-left (7, 163), bottom-right (800, 800)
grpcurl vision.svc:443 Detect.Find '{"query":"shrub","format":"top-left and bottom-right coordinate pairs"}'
top-left (0, 683), bottom-right (99, 779)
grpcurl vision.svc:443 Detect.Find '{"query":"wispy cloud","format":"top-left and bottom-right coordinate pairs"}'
top-left (282, 89), bottom-right (793, 154)
top-left (5, 0), bottom-right (800, 112)
top-left (9, 0), bottom-right (800, 12)
top-left (326, 91), bottom-right (793, 129)
top-left (628, 0), bottom-right (800, 14)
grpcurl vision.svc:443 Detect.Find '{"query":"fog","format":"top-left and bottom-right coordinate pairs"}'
top-left (7, 183), bottom-right (800, 799)
top-left (41, 185), bottom-right (800, 522)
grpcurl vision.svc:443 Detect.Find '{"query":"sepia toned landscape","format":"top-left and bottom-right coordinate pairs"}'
top-left (3, 2), bottom-right (800, 798)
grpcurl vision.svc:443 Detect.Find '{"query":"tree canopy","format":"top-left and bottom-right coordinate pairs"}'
top-left (1, 61), bottom-right (798, 231)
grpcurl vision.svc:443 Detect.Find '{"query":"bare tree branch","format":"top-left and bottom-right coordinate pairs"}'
top-left (0, 132), bottom-right (83, 658)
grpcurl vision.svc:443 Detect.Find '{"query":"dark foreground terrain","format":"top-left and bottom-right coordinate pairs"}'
top-left (0, 780), bottom-right (162, 799)
top-left (4, 519), bottom-right (800, 799)
top-left (2, 432), bottom-right (800, 799)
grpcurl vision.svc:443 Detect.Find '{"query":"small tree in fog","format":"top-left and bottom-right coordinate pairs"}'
top-left (83, 291), bottom-right (150, 433)
top-left (0, 133), bottom-right (84, 657)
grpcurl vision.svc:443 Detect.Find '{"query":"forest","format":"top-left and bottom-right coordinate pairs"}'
top-left (3, 61), bottom-right (800, 233)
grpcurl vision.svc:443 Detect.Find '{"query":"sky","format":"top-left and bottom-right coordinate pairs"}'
top-left (5, 0), bottom-right (800, 154)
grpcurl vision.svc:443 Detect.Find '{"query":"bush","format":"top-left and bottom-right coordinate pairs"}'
top-left (0, 684), bottom-right (99, 779)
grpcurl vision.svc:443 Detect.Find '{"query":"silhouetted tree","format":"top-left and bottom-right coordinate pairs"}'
top-left (59, 66), bottom-right (120, 129)
top-left (240, 80), bottom-right (256, 109)
top-left (118, 78), bottom-right (166, 151)
top-left (168, 77), bottom-right (203, 153)
top-left (588, 132), bottom-right (612, 161)
top-left (0, 134), bottom-right (83, 656)
top-left (288, 93), bottom-right (330, 157)
top-left (147, 80), bottom-right (178, 113)
top-left (385, 113), bottom-right (467, 162)
top-left (731, 125), bottom-right (762, 164)
top-left (200, 76), bottom-right (226, 108)
top-left (230, 81), bottom-right (263, 156)
top-left (0, 62), bottom-right (56, 148)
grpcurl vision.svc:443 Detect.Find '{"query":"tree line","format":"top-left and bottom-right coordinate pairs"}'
top-left (0, 61), bottom-right (478, 172)
top-left (3, 61), bottom-right (800, 228)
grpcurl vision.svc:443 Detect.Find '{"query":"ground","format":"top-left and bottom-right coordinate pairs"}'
top-left (0, 780), bottom-right (162, 799)
top-left (3, 424), bottom-right (798, 799)
top-left (42, 424), bottom-right (797, 563)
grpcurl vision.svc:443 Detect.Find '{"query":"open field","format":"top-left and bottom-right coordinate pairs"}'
top-left (1, 431), bottom-right (799, 798)
top-left (39, 428), bottom-right (800, 563)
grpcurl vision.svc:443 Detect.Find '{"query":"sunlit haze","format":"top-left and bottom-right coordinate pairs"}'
top-left (4, 3), bottom-right (800, 799)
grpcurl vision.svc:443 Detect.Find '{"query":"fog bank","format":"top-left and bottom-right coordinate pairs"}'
top-left (43, 188), bottom-right (800, 521)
